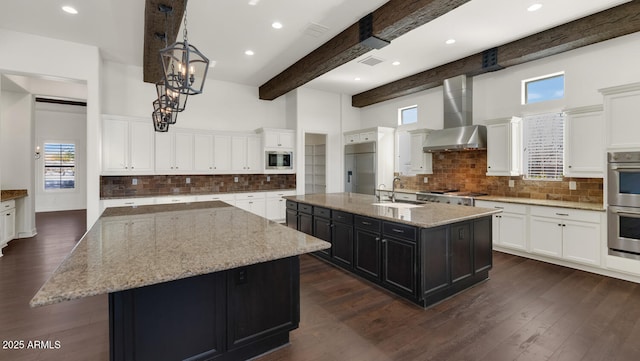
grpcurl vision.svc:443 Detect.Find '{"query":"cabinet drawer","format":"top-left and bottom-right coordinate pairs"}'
top-left (285, 200), bottom-right (297, 210)
top-left (1, 200), bottom-right (16, 210)
top-left (235, 192), bottom-right (266, 201)
top-left (475, 200), bottom-right (527, 214)
top-left (354, 216), bottom-right (380, 232)
top-left (530, 205), bottom-right (601, 223)
top-left (298, 203), bottom-right (313, 214)
top-left (313, 206), bottom-right (331, 218)
top-left (394, 193), bottom-right (417, 202)
top-left (332, 210), bottom-right (353, 224)
top-left (383, 222), bottom-right (417, 242)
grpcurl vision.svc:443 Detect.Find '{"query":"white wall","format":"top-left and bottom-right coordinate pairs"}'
top-left (101, 61), bottom-right (287, 131)
top-left (34, 102), bottom-right (87, 212)
top-left (0, 90), bottom-right (36, 237)
top-left (0, 29), bottom-right (101, 225)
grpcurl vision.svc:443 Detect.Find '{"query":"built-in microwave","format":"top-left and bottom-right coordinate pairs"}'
top-left (266, 151), bottom-right (293, 169)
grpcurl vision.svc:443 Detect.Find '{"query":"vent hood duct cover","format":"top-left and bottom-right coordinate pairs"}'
top-left (423, 75), bottom-right (487, 152)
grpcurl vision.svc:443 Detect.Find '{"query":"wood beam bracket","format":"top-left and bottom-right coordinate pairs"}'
top-left (359, 13), bottom-right (390, 50)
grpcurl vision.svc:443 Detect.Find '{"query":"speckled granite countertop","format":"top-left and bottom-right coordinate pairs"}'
top-left (101, 189), bottom-right (296, 200)
top-left (285, 193), bottom-right (500, 228)
top-left (476, 196), bottom-right (605, 211)
top-left (30, 201), bottom-right (329, 307)
top-left (1, 189), bottom-right (28, 201)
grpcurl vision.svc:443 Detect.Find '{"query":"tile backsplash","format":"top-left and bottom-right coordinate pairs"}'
top-left (395, 150), bottom-right (603, 205)
top-left (101, 174), bottom-right (296, 198)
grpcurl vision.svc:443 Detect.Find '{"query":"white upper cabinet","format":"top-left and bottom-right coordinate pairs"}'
top-left (409, 130), bottom-right (433, 174)
top-left (193, 134), bottom-right (215, 173)
top-left (262, 129), bottom-right (295, 149)
top-left (564, 105), bottom-right (604, 178)
top-left (485, 116), bottom-right (522, 176)
top-left (344, 129), bottom-right (379, 144)
top-left (600, 82), bottom-right (640, 149)
top-left (102, 115), bottom-right (154, 175)
top-left (155, 129), bottom-right (193, 174)
top-left (231, 135), bottom-right (261, 173)
top-left (213, 135), bottom-right (232, 173)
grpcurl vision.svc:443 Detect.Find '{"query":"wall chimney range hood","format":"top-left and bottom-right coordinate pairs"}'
top-left (423, 75), bottom-right (486, 152)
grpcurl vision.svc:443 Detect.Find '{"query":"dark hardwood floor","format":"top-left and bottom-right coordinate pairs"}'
top-left (1, 210), bottom-right (639, 361)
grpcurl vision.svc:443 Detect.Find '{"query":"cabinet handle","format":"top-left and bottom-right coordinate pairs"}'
top-left (124, 202), bottom-right (134, 205)
top-left (381, 239), bottom-right (386, 243)
top-left (392, 229), bottom-right (404, 233)
top-left (494, 206), bottom-right (504, 209)
top-left (555, 213), bottom-right (569, 216)
top-left (375, 237), bottom-right (381, 241)
top-left (568, 165), bottom-right (572, 168)
top-left (487, 166), bottom-right (491, 169)
top-left (361, 221), bottom-right (372, 225)
top-left (6, 213), bottom-right (10, 216)
top-left (330, 224), bottom-right (335, 228)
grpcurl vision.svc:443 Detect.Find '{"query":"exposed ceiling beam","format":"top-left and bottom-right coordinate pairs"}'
top-left (258, 0), bottom-right (472, 101)
top-left (352, 1), bottom-right (640, 107)
top-left (143, 0), bottom-right (185, 84)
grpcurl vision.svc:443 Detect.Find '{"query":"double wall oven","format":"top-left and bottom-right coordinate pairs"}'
top-left (608, 151), bottom-right (640, 259)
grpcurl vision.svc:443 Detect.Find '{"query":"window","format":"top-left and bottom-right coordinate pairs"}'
top-left (44, 143), bottom-right (76, 190)
top-left (523, 113), bottom-right (564, 180)
top-left (522, 72), bottom-right (564, 104)
top-left (398, 105), bottom-right (418, 125)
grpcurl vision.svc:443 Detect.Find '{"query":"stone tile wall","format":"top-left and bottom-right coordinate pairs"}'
top-left (101, 174), bottom-right (296, 198)
top-left (395, 150), bottom-right (603, 205)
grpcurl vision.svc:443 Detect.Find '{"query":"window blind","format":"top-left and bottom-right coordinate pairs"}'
top-left (523, 113), bottom-right (564, 180)
top-left (44, 143), bottom-right (76, 189)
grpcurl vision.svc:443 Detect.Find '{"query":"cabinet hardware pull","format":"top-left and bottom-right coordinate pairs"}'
top-left (362, 221), bottom-right (372, 225)
top-left (375, 237), bottom-right (380, 241)
top-left (558, 224), bottom-right (562, 226)
top-left (124, 202), bottom-right (134, 205)
top-left (555, 213), bottom-right (569, 216)
top-left (392, 229), bottom-right (404, 233)
top-left (494, 206), bottom-right (504, 209)
top-left (6, 213), bottom-right (10, 216)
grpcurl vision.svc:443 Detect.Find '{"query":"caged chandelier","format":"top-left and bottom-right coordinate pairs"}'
top-left (152, 0), bottom-right (210, 132)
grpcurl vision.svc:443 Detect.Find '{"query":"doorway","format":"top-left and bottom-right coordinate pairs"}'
top-left (304, 133), bottom-right (327, 194)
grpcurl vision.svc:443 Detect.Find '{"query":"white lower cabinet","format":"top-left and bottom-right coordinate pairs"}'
top-left (529, 206), bottom-right (601, 266)
top-left (235, 193), bottom-right (266, 218)
top-left (266, 191), bottom-right (296, 222)
top-left (194, 193), bottom-right (236, 206)
top-left (476, 200), bottom-right (527, 251)
top-left (0, 200), bottom-right (16, 256)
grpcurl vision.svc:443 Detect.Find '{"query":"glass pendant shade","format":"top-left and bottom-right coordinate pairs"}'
top-left (160, 40), bottom-right (209, 95)
top-left (156, 79), bottom-right (188, 113)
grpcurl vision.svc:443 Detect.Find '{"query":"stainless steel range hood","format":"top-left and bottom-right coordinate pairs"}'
top-left (423, 75), bottom-right (486, 152)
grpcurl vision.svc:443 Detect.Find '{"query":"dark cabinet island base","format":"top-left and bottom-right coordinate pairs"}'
top-left (109, 256), bottom-right (300, 361)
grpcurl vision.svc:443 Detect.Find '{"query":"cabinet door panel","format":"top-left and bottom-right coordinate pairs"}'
top-left (530, 217), bottom-right (562, 258)
top-left (173, 132), bottom-right (194, 172)
top-left (383, 237), bottom-right (416, 294)
top-left (298, 213), bottom-right (313, 235)
top-left (354, 229), bottom-right (380, 279)
top-left (213, 135), bottom-right (232, 172)
top-left (450, 223), bottom-right (473, 283)
top-left (312, 217), bottom-right (331, 257)
top-left (246, 136), bottom-right (261, 171)
top-left (332, 222), bottom-right (353, 266)
top-left (474, 217), bottom-right (492, 273)
top-left (285, 209), bottom-right (297, 229)
top-left (193, 134), bottom-right (214, 172)
top-left (500, 213), bottom-right (527, 251)
top-left (154, 132), bottom-right (173, 172)
top-left (563, 221), bottom-right (601, 266)
top-left (231, 136), bottom-right (248, 171)
top-left (422, 227), bottom-right (449, 295)
top-left (129, 121), bottom-right (154, 172)
top-left (103, 119), bottom-right (129, 172)
top-left (278, 132), bottom-right (294, 148)
top-left (486, 123), bottom-right (509, 174)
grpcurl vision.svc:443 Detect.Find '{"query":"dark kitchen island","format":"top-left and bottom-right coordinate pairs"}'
top-left (284, 192), bottom-right (501, 307)
top-left (30, 201), bottom-right (329, 361)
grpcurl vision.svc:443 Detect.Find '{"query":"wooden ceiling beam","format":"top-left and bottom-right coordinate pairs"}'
top-left (258, 0), bottom-right (471, 101)
top-left (352, 1), bottom-right (640, 107)
top-left (143, 0), bottom-right (185, 84)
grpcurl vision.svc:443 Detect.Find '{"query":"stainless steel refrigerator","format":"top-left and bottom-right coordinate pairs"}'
top-left (345, 142), bottom-right (376, 195)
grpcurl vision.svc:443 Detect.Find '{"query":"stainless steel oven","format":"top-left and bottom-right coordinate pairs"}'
top-left (266, 151), bottom-right (293, 170)
top-left (608, 151), bottom-right (640, 259)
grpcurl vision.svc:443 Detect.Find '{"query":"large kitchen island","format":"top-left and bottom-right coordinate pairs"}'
top-left (30, 201), bottom-right (330, 361)
top-left (284, 192), bottom-right (501, 307)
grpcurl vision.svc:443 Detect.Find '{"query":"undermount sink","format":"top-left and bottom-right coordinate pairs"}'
top-left (371, 202), bottom-right (423, 208)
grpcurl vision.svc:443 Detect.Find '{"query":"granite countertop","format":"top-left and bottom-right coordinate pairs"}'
top-left (101, 189), bottom-right (296, 200)
top-left (1, 189), bottom-right (28, 201)
top-left (476, 195), bottom-right (605, 211)
top-left (285, 193), bottom-right (501, 228)
top-left (30, 201), bottom-right (330, 307)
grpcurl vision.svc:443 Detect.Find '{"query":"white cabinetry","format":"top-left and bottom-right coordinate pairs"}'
top-left (485, 117), bottom-right (522, 176)
top-left (344, 130), bottom-right (377, 144)
top-left (231, 135), bottom-right (261, 173)
top-left (529, 206), bottom-right (601, 266)
top-left (99, 197), bottom-right (156, 214)
top-left (261, 129), bottom-right (294, 149)
top-left (235, 192), bottom-right (266, 217)
top-left (266, 191), bottom-right (296, 222)
top-left (475, 200), bottom-right (527, 251)
top-left (194, 193), bottom-right (236, 206)
top-left (193, 134), bottom-right (215, 173)
top-left (0, 200), bottom-right (16, 256)
top-left (155, 130), bottom-right (193, 173)
top-left (564, 105), bottom-right (604, 177)
top-left (409, 130), bottom-right (433, 174)
top-left (213, 135), bottom-right (232, 173)
top-left (102, 116), bottom-right (155, 175)
top-left (600, 82), bottom-right (640, 149)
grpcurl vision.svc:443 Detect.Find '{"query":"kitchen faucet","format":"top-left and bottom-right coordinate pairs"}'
top-left (391, 177), bottom-right (401, 202)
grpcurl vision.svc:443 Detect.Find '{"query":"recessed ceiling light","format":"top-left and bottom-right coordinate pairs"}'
top-left (245, 50), bottom-right (255, 56)
top-left (272, 22), bottom-right (283, 29)
top-left (527, 3), bottom-right (542, 12)
top-left (392, 61), bottom-right (400, 66)
top-left (445, 39), bottom-right (456, 45)
top-left (354, 77), bottom-right (361, 81)
top-left (62, 5), bottom-right (78, 14)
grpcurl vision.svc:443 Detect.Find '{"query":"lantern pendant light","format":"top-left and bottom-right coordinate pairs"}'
top-left (152, 99), bottom-right (175, 132)
top-left (160, 0), bottom-right (209, 96)
top-left (156, 75), bottom-right (188, 113)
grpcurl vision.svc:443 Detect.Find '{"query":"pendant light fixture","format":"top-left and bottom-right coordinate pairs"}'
top-left (160, 0), bottom-right (210, 96)
top-left (152, 99), bottom-right (173, 132)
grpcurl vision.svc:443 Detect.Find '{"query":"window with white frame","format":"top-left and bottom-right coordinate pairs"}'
top-left (44, 143), bottom-right (76, 190)
top-left (398, 105), bottom-right (418, 125)
top-left (522, 72), bottom-right (564, 104)
top-left (522, 113), bottom-right (564, 180)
